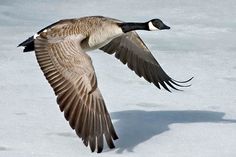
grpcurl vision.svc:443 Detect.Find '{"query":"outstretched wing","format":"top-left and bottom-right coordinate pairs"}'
top-left (100, 31), bottom-right (192, 91)
top-left (34, 33), bottom-right (118, 153)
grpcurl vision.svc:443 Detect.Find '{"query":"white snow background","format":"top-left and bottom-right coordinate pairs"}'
top-left (1, 0), bottom-right (236, 156)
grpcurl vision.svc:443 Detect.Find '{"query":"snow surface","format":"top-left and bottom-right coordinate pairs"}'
top-left (1, 0), bottom-right (236, 156)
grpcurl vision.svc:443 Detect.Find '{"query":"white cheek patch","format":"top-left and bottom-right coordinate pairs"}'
top-left (148, 21), bottom-right (158, 31)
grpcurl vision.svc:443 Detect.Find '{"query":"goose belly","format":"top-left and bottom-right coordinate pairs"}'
top-left (88, 25), bottom-right (123, 50)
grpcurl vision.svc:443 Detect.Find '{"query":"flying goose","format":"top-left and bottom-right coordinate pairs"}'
top-left (18, 16), bottom-right (192, 153)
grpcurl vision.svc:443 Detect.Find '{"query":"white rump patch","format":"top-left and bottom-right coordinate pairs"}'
top-left (33, 33), bottom-right (39, 39)
top-left (148, 21), bottom-right (158, 31)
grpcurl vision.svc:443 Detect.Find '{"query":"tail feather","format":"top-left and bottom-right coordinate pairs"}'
top-left (18, 36), bottom-right (35, 52)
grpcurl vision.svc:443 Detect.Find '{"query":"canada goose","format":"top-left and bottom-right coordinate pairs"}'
top-left (18, 16), bottom-right (192, 153)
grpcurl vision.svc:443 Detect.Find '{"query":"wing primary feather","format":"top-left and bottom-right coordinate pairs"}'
top-left (75, 104), bottom-right (85, 138)
top-left (80, 106), bottom-right (89, 143)
top-left (100, 99), bottom-right (115, 148)
top-left (96, 99), bottom-right (104, 152)
top-left (170, 79), bottom-right (192, 87)
top-left (165, 81), bottom-right (182, 91)
top-left (68, 98), bottom-right (80, 129)
top-left (148, 64), bottom-right (161, 89)
top-left (172, 77), bottom-right (194, 83)
top-left (58, 88), bottom-right (75, 111)
top-left (63, 92), bottom-right (77, 120)
top-left (103, 117), bottom-right (115, 149)
top-left (89, 112), bottom-right (96, 152)
top-left (82, 111), bottom-right (90, 147)
top-left (142, 62), bottom-right (152, 83)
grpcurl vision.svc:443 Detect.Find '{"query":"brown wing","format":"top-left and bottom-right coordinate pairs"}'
top-left (34, 34), bottom-right (118, 153)
top-left (100, 31), bottom-right (192, 92)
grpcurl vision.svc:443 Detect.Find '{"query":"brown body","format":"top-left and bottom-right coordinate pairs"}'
top-left (39, 17), bottom-right (123, 50)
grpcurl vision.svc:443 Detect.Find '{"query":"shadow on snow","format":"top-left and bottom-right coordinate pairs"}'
top-left (111, 109), bottom-right (236, 153)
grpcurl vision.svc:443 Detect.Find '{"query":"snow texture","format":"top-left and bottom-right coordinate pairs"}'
top-left (1, 0), bottom-right (236, 156)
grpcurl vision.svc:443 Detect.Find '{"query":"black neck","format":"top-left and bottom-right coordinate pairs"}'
top-left (118, 22), bottom-right (149, 33)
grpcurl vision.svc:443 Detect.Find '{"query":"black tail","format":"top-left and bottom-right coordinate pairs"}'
top-left (18, 36), bottom-right (35, 52)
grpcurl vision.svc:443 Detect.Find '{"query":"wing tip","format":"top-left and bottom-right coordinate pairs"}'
top-left (161, 76), bottom-right (194, 92)
top-left (173, 76), bottom-right (194, 84)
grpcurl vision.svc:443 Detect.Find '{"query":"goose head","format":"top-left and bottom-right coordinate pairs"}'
top-left (117, 18), bottom-right (171, 33)
top-left (148, 19), bottom-right (170, 31)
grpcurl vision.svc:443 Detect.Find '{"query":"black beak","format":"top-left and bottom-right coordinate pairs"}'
top-left (160, 24), bottom-right (170, 30)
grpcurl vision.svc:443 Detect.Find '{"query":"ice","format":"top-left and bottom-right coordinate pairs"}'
top-left (1, 0), bottom-right (236, 157)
